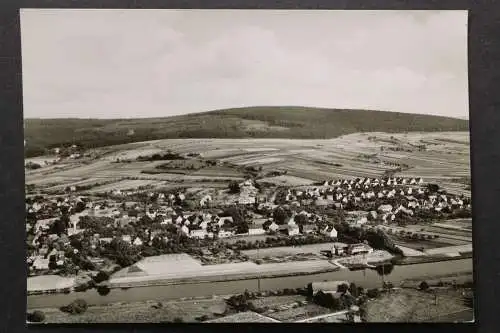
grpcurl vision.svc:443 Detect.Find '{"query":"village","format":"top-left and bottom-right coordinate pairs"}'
top-left (24, 136), bottom-right (473, 323)
top-left (26, 166), bottom-right (472, 284)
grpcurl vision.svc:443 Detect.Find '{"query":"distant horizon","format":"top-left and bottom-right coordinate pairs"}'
top-left (23, 105), bottom-right (470, 121)
top-left (21, 9), bottom-right (469, 120)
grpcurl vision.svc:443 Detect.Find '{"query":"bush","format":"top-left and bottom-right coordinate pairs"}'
top-left (366, 288), bottom-right (380, 298)
top-left (27, 310), bottom-right (45, 323)
top-left (93, 271), bottom-right (110, 284)
top-left (97, 285), bottom-right (111, 296)
top-left (60, 299), bottom-right (88, 314)
top-left (228, 181), bottom-right (240, 194)
top-left (173, 317), bottom-right (184, 323)
top-left (196, 315), bottom-right (210, 322)
top-left (419, 281), bottom-right (430, 291)
top-left (25, 162), bottom-right (42, 170)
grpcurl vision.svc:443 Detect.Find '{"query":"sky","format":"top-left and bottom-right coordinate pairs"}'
top-left (20, 9), bottom-right (469, 119)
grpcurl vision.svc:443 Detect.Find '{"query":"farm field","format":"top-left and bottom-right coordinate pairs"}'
top-left (107, 254), bottom-right (340, 287)
top-left (267, 304), bottom-right (332, 322)
top-left (25, 131), bottom-right (470, 196)
top-left (423, 244), bottom-right (472, 256)
top-left (365, 288), bottom-right (472, 322)
top-left (36, 297), bottom-right (228, 323)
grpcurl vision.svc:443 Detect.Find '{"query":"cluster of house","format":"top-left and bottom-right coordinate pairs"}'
top-left (27, 244), bottom-right (67, 271)
top-left (25, 175), bottom-right (471, 276)
top-left (275, 177), bottom-right (470, 219)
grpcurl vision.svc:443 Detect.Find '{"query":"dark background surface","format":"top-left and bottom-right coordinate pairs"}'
top-left (1, 1), bottom-right (498, 333)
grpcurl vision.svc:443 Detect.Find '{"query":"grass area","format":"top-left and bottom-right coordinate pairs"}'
top-left (365, 288), bottom-right (472, 322)
top-left (24, 106), bottom-right (468, 157)
top-left (266, 304), bottom-right (330, 322)
top-left (35, 297), bottom-right (227, 323)
top-left (394, 252), bottom-right (473, 265)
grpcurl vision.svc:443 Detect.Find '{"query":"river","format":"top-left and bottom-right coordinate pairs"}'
top-left (27, 258), bottom-right (472, 309)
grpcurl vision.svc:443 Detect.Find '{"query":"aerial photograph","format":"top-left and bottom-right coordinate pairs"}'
top-left (22, 9), bottom-right (473, 323)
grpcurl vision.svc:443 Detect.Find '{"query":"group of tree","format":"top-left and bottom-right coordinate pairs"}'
top-left (60, 299), bottom-right (88, 315)
top-left (272, 206), bottom-right (292, 225)
top-left (312, 284), bottom-right (357, 311)
top-left (137, 152), bottom-right (185, 161)
top-left (335, 222), bottom-right (404, 256)
top-left (274, 187), bottom-right (288, 205)
top-left (225, 290), bottom-right (266, 314)
top-left (228, 181), bottom-right (241, 194)
top-left (229, 234), bottom-right (333, 251)
top-left (27, 310), bottom-right (45, 323)
top-left (222, 206), bottom-right (249, 234)
top-left (25, 161), bottom-right (42, 170)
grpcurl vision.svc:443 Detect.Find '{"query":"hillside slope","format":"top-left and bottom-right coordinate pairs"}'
top-left (24, 106), bottom-right (469, 157)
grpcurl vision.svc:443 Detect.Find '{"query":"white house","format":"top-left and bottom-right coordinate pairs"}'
top-left (133, 237), bottom-right (143, 246)
top-left (268, 221), bottom-right (279, 233)
top-left (122, 235), bottom-right (132, 243)
top-left (99, 237), bottom-right (113, 245)
top-left (33, 257), bottom-right (49, 270)
top-left (356, 217), bottom-right (368, 225)
top-left (248, 226), bottom-right (266, 236)
top-left (181, 225), bottom-right (190, 235)
top-left (218, 230), bottom-right (235, 238)
top-left (200, 195), bottom-right (212, 207)
top-left (199, 220), bottom-right (209, 230)
top-left (321, 225), bottom-right (338, 238)
top-left (347, 243), bottom-right (373, 255)
top-left (190, 229), bottom-right (208, 239)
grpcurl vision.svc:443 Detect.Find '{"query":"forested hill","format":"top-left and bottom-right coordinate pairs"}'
top-left (24, 106), bottom-right (469, 157)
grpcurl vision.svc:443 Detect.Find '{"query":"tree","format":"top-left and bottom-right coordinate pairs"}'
top-left (97, 285), bottom-right (111, 296)
top-left (375, 263), bottom-right (394, 277)
top-left (27, 310), bottom-right (45, 323)
top-left (427, 183), bottom-right (440, 193)
top-left (419, 281), bottom-right (430, 291)
top-left (349, 283), bottom-right (359, 298)
top-left (295, 214), bottom-right (308, 226)
top-left (274, 188), bottom-right (288, 205)
top-left (272, 207), bottom-right (289, 225)
top-left (366, 288), bottom-right (380, 298)
top-left (60, 299), bottom-right (88, 314)
top-left (228, 181), bottom-right (240, 194)
top-left (236, 223), bottom-right (249, 234)
top-left (48, 255), bottom-right (58, 270)
top-left (93, 271), bottom-right (110, 284)
top-left (74, 201), bottom-right (86, 213)
top-left (337, 283), bottom-right (349, 293)
top-left (50, 218), bottom-right (67, 236)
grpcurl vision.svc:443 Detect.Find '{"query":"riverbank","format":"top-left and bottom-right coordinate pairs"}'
top-left (27, 258), bottom-right (472, 309)
top-left (29, 274), bottom-right (474, 324)
top-left (105, 254), bottom-right (341, 289)
top-left (105, 265), bottom-right (341, 289)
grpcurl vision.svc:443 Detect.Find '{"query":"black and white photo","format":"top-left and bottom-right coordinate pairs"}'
top-left (22, 9), bottom-right (472, 323)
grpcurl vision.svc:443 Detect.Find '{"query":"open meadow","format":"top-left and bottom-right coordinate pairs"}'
top-left (26, 131), bottom-right (470, 196)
